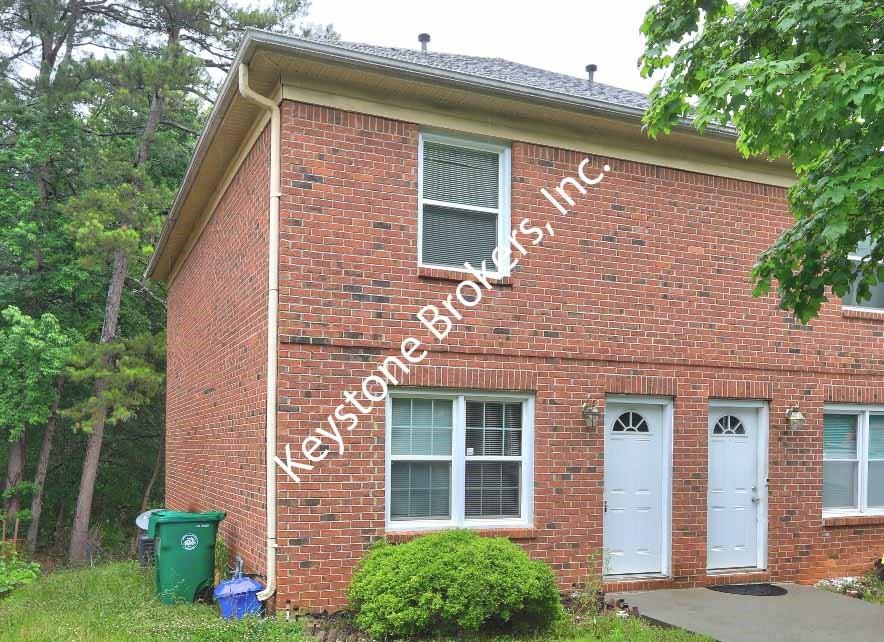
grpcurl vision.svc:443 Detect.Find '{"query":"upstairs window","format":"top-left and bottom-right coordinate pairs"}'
top-left (842, 238), bottom-right (884, 311)
top-left (418, 132), bottom-right (510, 274)
top-left (823, 408), bottom-right (884, 516)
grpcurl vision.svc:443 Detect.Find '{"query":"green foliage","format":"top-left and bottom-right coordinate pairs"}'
top-left (348, 530), bottom-right (563, 638)
top-left (640, 0), bottom-right (883, 321)
top-left (818, 571), bottom-right (884, 605)
top-left (0, 544), bottom-right (41, 595)
top-left (0, 562), bottom-right (710, 642)
top-left (0, 562), bottom-right (304, 642)
top-left (63, 333), bottom-right (166, 432)
top-left (569, 550), bottom-right (606, 617)
top-left (214, 534), bottom-right (229, 585)
top-left (0, 0), bottom-right (335, 559)
top-left (0, 307), bottom-right (74, 441)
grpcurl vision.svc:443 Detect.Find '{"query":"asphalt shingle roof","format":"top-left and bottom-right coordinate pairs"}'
top-left (315, 39), bottom-right (650, 111)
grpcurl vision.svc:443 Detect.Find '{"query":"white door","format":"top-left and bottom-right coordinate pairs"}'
top-left (604, 402), bottom-right (666, 575)
top-left (707, 406), bottom-right (763, 570)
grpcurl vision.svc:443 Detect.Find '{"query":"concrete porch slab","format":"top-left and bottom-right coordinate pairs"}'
top-left (610, 583), bottom-right (884, 642)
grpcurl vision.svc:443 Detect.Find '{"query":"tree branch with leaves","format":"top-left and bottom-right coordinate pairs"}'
top-left (640, 0), bottom-right (883, 321)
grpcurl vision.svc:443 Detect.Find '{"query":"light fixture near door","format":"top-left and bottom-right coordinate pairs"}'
top-left (785, 405), bottom-right (805, 431)
top-left (581, 400), bottom-right (601, 428)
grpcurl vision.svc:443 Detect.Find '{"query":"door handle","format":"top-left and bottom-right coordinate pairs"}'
top-left (604, 500), bottom-right (608, 513)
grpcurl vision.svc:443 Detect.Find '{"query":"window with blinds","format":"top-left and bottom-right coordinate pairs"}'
top-left (869, 415), bottom-right (884, 508)
top-left (843, 238), bottom-right (884, 310)
top-left (823, 409), bottom-right (884, 516)
top-left (387, 393), bottom-right (532, 529)
top-left (465, 401), bottom-right (523, 518)
top-left (389, 398), bottom-right (453, 520)
top-left (419, 134), bottom-right (509, 271)
top-left (823, 414), bottom-right (858, 510)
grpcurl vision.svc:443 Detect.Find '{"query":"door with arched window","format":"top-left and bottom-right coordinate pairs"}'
top-left (707, 402), bottom-right (768, 571)
top-left (603, 398), bottom-right (671, 576)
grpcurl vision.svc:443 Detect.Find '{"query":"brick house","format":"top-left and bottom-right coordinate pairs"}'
top-left (146, 30), bottom-right (884, 611)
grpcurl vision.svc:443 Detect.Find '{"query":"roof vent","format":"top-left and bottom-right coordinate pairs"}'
top-left (586, 64), bottom-right (598, 83)
top-left (418, 33), bottom-right (430, 53)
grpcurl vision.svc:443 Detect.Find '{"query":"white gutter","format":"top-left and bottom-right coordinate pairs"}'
top-left (237, 62), bottom-right (280, 603)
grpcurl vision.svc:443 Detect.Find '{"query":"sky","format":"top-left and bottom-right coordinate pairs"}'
top-left (305, 0), bottom-right (658, 94)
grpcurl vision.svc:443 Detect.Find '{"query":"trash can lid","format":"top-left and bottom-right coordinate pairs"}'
top-left (213, 576), bottom-right (264, 598)
top-left (147, 509), bottom-right (226, 537)
top-left (135, 508), bottom-right (163, 531)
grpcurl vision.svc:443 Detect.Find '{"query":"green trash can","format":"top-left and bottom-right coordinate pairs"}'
top-left (147, 509), bottom-right (226, 604)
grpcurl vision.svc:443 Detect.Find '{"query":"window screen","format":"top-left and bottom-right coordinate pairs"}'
top-left (868, 415), bottom-right (884, 508)
top-left (422, 205), bottom-right (497, 269)
top-left (391, 397), bottom-right (453, 456)
top-left (389, 398), bottom-right (453, 521)
top-left (390, 462), bottom-right (451, 520)
top-left (420, 139), bottom-right (504, 269)
top-left (823, 414), bottom-right (859, 510)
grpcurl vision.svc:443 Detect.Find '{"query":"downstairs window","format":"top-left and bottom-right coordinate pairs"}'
top-left (387, 392), bottom-right (533, 530)
top-left (823, 407), bottom-right (884, 516)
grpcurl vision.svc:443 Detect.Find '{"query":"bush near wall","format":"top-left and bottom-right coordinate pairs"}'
top-left (348, 530), bottom-right (562, 638)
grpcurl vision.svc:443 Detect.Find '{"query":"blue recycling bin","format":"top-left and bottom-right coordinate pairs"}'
top-left (213, 576), bottom-right (264, 619)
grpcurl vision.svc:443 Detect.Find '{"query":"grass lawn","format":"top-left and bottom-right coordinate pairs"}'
top-left (0, 562), bottom-right (710, 642)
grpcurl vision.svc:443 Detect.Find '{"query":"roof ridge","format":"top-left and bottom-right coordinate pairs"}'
top-left (308, 37), bottom-right (649, 101)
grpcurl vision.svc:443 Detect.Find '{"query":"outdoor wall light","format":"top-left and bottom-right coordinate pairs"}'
top-left (785, 405), bottom-right (806, 431)
top-left (582, 401), bottom-right (601, 429)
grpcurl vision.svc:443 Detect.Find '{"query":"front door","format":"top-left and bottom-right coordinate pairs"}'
top-left (707, 405), bottom-right (764, 570)
top-left (604, 401), bottom-right (667, 575)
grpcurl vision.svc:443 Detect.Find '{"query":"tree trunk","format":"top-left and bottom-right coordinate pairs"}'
top-left (131, 439), bottom-right (163, 554)
top-left (4, 429), bottom-right (27, 524)
top-left (52, 500), bottom-right (66, 553)
top-left (135, 90), bottom-right (165, 167)
top-left (67, 249), bottom-right (127, 564)
top-left (66, 28), bottom-right (169, 564)
top-left (26, 392), bottom-right (61, 555)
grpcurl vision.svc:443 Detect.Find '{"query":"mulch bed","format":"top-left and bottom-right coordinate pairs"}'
top-left (294, 591), bottom-right (641, 642)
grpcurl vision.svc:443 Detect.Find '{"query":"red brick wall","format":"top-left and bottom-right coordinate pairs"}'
top-left (167, 98), bottom-right (884, 610)
top-left (165, 128), bottom-right (271, 574)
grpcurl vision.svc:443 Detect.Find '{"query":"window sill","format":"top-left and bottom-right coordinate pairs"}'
top-left (823, 514), bottom-right (884, 527)
top-left (385, 525), bottom-right (537, 542)
top-left (418, 265), bottom-right (512, 287)
top-left (842, 306), bottom-right (884, 321)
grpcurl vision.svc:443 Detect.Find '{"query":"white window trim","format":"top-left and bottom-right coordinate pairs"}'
top-left (385, 389), bottom-right (534, 531)
top-left (823, 404), bottom-right (884, 518)
top-left (417, 131), bottom-right (512, 278)
top-left (842, 255), bottom-right (884, 313)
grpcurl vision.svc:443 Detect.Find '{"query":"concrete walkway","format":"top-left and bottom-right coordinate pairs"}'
top-left (610, 583), bottom-right (884, 642)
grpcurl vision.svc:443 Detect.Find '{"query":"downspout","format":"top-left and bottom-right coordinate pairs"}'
top-left (238, 63), bottom-right (280, 603)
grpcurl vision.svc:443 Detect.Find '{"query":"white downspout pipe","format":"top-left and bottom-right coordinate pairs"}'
top-left (238, 63), bottom-right (280, 603)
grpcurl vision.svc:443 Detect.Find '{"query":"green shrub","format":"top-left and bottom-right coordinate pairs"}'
top-left (348, 530), bottom-right (562, 638)
top-left (0, 546), bottom-right (41, 595)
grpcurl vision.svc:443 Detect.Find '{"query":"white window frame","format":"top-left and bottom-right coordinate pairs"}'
top-left (417, 131), bottom-right (512, 277)
top-left (385, 389), bottom-right (533, 531)
top-left (823, 404), bottom-right (884, 517)
top-left (842, 252), bottom-right (884, 314)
